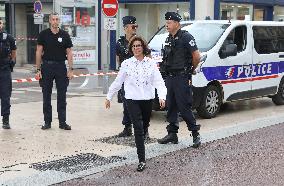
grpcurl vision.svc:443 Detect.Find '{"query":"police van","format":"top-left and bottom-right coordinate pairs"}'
top-left (149, 20), bottom-right (284, 118)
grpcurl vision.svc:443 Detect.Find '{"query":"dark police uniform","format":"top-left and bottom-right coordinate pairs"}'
top-left (158, 12), bottom-right (201, 148)
top-left (115, 16), bottom-right (137, 137)
top-left (0, 31), bottom-right (16, 129)
top-left (116, 34), bottom-right (132, 134)
top-left (37, 28), bottom-right (73, 129)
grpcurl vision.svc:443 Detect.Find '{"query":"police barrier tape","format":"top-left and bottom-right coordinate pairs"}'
top-left (16, 37), bottom-right (37, 41)
top-left (12, 72), bottom-right (118, 83)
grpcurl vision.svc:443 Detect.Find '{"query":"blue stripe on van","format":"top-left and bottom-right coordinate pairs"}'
top-left (202, 62), bottom-right (279, 81)
top-left (278, 61), bottom-right (284, 73)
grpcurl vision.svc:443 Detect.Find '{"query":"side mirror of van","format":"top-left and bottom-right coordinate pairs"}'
top-left (219, 44), bottom-right (238, 59)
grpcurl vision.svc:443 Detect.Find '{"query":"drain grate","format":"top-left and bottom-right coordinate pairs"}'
top-left (30, 153), bottom-right (126, 174)
top-left (95, 135), bottom-right (157, 147)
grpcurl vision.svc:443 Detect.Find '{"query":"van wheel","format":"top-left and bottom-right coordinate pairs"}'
top-left (272, 78), bottom-right (284, 105)
top-left (197, 85), bottom-right (222, 119)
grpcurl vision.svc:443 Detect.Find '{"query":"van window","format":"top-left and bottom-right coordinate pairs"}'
top-left (253, 26), bottom-right (284, 54)
top-left (184, 23), bottom-right (229, 52)
top-left (221, 25), bottom-right (247, 54)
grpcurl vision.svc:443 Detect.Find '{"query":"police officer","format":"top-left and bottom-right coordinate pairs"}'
top-left (157, 12), bottom-right (201, 148)
top-left (35, 12), bottom-right (73, 130)
top-left (115, 16), bottom-right (138, 137)
top-left (0, 18), bottom-right (17, 129)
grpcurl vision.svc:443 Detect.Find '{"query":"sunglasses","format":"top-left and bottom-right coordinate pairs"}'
top-left (132, 44), bottom-right (142, 48)
top-left (131, 25), bottom-right (138, 29)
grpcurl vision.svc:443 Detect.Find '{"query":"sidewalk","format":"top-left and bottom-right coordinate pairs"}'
top-left (1, 92), bottom-right (284, 185)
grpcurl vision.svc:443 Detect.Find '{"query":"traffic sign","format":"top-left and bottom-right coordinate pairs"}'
top-left (102, 0), bottom-right (118, 17)
top-left (34, 0), bottom-right (42, 13)
top-left (104, 17), bottom-right (117, 30)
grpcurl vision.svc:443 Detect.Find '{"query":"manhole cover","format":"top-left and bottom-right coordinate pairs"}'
top-left (95, 135), bottom-right (157, 147)
top-left (30, 153), bottom-right (126, 174)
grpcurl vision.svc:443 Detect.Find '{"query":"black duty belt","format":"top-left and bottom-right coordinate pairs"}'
top-left (43, 60), bottom-right (65, 65)
top-left (167, 70), bottom-right (188, 76)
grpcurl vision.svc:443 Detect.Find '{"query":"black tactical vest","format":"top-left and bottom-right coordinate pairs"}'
top-left (164, 30), bottom-right (192, 71)
top-left (0, 32), bottom-right (11, 59)
top-left (117, 36), bottom-right (132, 65)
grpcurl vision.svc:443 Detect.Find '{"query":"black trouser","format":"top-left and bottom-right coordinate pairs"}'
top-left (166, 74), bottom-right (200, 133)
top-left (0, 69), bottom-right (12, 117)
top-left (41, 61), bottom-right (69, 124)
top-left (118, 84), bottom-right (132, 127)
top-left (126, 99), bottom-right (152, 163)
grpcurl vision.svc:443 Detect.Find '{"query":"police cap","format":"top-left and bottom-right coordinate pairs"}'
top-left (122, 16), bottom-right (137, 26)
top-left (165, 12), bottom-right (182, 22)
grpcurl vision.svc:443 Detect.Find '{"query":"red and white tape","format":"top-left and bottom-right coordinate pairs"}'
top-left (12, 72), bottom-right (118, 83)
top-left (16, 37), bottom-right (37, 41)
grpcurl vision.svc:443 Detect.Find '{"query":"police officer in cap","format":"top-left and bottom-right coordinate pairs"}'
top-left (157, 12), bottom-right (201, 148)
top-left (36, 12), bottom-right (73, 130)
top-left (115, 16), bottom-right (138, 137)
top-left (0, 18), bottom-right (17, 129)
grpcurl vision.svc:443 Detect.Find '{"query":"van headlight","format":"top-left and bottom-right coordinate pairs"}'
top-left (194, 54), bottom-right (207, 74)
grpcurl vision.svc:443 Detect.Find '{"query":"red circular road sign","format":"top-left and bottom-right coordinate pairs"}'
top-left (102, 0), bottom-right (118, 17)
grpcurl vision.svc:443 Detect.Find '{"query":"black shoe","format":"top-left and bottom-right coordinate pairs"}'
top-left (192, 132), bottom-right (201, 148)
top-left (41, 122), bottom-right (51, 130)
top-left (157, 133), bottom-right (178, 144)
top-left (59, 123), bottom-right (71, 130)
top-left (2, 116), bottom-right (10, 129)
top-left (137, 162), bottom-right (146, 172)
top-left (118, 126), bottom-right (132, 137)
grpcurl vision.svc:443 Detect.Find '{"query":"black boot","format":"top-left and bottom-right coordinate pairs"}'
top-left (118, 125), bottom-right (132, 137)
top-left (157, 133), bottom-right (178, 144)
top-left (192, 131), bottom-right (201, 148)
top-left (59, 122), bottom-right (72, 130)
top-left (2, 116), bottom-right (10, 129)
top-left (41, 122), bottom-right (51, 130)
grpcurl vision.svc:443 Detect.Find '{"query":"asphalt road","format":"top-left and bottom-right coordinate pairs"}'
top-left (56, 123), bottom-right (284, 186)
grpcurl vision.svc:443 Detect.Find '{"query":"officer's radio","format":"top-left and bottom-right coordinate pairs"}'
top-left (161, 36), bottom-right (175, 65)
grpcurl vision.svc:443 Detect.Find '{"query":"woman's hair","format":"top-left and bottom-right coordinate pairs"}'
top-left (128, 36), bottom-right (149, 56)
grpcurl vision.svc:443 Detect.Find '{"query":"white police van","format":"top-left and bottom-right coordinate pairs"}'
top-left (149, 20), bottom-right (284, 118)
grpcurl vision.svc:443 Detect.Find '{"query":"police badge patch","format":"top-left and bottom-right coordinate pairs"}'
top-left (189, 40), bottom-right (195, 46)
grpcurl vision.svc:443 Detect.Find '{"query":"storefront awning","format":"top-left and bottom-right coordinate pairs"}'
top-left (9, 0), bottom-right (52, 3)
top-left (118, 0), bottom-right (188, 3)
top-left (221, 0), bottom-right (284, 6)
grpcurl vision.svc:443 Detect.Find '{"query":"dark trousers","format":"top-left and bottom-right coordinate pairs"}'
top-left (41, 61), bottom-right (69, 124)
top-left (126, 99), bottom-right (152, 163)
top-left (118, 85), bottom-right (132, 126)
top-left (0, 69), bottom-right (12, 117)
top-left (166, 74), bottom-right (200, 133)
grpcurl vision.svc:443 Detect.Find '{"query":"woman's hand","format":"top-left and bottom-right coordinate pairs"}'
top-left (159, 99), bottom-right (166, 109)
top-left (105, 99), bottom-right (110, 109)
top-left (35, 71), bottom-right (42, 79)
top-left (67, 70), bottom-right (74, 80)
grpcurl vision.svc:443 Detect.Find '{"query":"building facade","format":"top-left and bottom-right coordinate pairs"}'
top-left (3, 0), bottom-right (284, 71)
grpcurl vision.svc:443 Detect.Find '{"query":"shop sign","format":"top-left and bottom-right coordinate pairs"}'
top-left (73, 50), bottom-right (96, 62)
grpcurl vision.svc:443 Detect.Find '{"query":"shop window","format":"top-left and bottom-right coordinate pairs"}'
top-left (220, 3), bottom-right (252, 20)
top-left (221, 25), bottom-right (247, 54)
top-left (253, 26), bottom-right (284, 54)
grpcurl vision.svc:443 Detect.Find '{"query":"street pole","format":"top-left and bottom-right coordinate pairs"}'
top-left (103, 29), bottom-right (110, 94)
